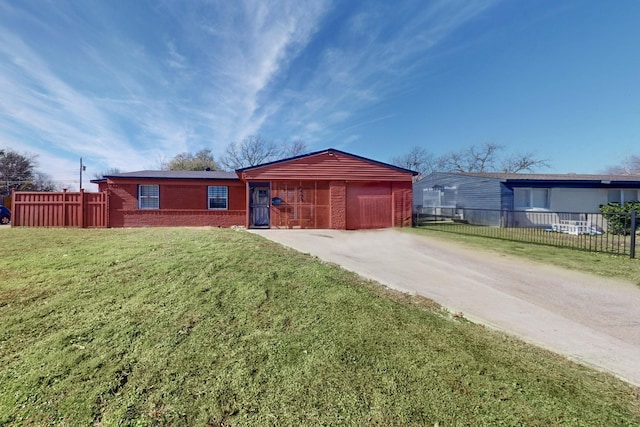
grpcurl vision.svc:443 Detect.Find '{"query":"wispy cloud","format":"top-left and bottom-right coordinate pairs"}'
top-left (0, 4), bottom-right (198, 179)
top-left (172, 0), bottom-right (332, 143)
top-left (0, 0), bottom-right (497, 187)
top-left (165, 41), bottom-right (187, 70)
top-left (256, 0), bottom-right (498, 145)
top-left (0, 29), bottom-right (143, 163)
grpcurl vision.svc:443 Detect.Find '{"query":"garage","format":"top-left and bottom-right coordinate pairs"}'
top-left (238, 148), bottom-right (416, 230)
top-left (346, 182), bottom-right (392, 229)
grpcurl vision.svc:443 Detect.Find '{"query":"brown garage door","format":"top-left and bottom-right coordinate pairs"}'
top-left (346, 183), bottom-right (392, 229)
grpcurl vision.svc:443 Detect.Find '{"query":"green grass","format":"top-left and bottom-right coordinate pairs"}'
top-left (406, 226), bottom-right (640, 286)
top-left (1, 227), bottom-right (639, 426)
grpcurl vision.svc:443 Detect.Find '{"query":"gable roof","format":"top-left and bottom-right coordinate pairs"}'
top-left (93, 170), bottom-right (239, 182)
top-left (236, 148), bottom-right (418, 176)
top-left (433, 172), bottom-right (640, 184)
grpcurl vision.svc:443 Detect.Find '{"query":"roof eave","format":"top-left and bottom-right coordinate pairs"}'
top-left (103, 176), bottom-right (240, 181)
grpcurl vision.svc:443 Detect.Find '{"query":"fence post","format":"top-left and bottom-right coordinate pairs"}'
top-left (631, 211), bottom-right (637, 259)
top-left (104, 190), bottom-right (109, 228)
top-left (79, 189), bottom-right (85, 228)
top-left (61, 188), bottom-right (67, 226)
top-left (11, 188), bottom-right (16, 226)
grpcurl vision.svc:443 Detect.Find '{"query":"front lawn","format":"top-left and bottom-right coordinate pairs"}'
top-left (1, 228), bottom-right (638, 425)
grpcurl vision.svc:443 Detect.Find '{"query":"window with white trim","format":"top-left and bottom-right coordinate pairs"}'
top-left (423, 186), bottom-right (456, 207)
top-left (208, 186), bottom-right (228, 210)
top-left (514, 188), bottom-right (549, 210)
top-left (138, 185), bottom-right (159, 209)
top-left (608, 189), bottom-right (638, 204)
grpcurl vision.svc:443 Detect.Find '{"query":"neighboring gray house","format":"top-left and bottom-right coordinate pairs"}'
top-left (414, 172), bottom-right (640, 227)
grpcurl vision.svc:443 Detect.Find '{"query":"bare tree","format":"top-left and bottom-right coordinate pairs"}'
top-left (23, 171), bottom-right (60, 192)
top-left (151, 153), bottom-right (168, 170)
top-left (440, 142), bottom-right (548, 173)
top-left (390, 146), bottom-right (442, 181)
top-left (393, 142), bottom-right (548, 178)
top-left (92, 168), bottom-right (123, 180)
top-left (281, 138), bottom-right (308, 158)
top-left (440, 142), bottom-right (502, 173)
top-left (498, 152), bottom-right (549, 173)
top-left (218, 136), bottom-right (281, 170)
top-left (604, 155), bottom-right (640, 175)
top-left (164, 149), bottom-right (218, 171)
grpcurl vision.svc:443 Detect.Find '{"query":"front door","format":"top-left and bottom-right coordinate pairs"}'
top-left (250, 186), bottom-right (270, 228)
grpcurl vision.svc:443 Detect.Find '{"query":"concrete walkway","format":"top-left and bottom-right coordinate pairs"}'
top-left (251, 228), bottom-right (640, 386)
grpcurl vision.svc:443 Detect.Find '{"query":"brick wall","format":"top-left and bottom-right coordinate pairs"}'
top-left (112, 210), bottom-right (245, 228)
top-left (103, 176), bottom-right (412, 229)
top-left (106, 180), bottom-right (247, 228)
top-left (392, 181), bottom-right (412, 227)
top-left (329, 181), bottom-right (346, 229)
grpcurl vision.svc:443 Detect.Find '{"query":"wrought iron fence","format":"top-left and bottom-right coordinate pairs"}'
top-left (413, 208), bottom-right (638, 258)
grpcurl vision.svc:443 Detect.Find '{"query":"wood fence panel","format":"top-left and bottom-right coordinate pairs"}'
top-left (12, 190), bottom-right (107, 228)
top-left (84, 192), bottom-right (107, 228)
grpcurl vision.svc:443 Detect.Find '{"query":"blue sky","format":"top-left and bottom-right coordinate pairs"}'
top-left (1, 0), bottom-right (639, 189)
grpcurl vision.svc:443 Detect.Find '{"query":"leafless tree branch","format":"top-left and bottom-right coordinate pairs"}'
top-left (390, 146), bottom-right (442, 182)
top-left (604, 155), bottom-right (640, 175)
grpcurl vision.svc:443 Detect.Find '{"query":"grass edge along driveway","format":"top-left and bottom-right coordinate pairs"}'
top-left (1, 227), bottom-right (639, 426)
top-left (253, 228), bottom-right (640, 386)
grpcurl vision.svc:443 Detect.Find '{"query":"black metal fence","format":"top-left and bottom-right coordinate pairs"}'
top-left (413, 208), bottom-right (638, 258)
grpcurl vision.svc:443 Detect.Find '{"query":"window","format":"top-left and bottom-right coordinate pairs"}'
top-left (423, 186), bottom-right (456, 207)
top-left (514, 188), bottom-right (549, 210)
top-left (423, 189), bottom-right (441, 208)
top-left (138, 185), bottom-right (159, 209)
top-left (608, 189), bottom-right (638, 204)
top-left (208, 186), bottom-right (228, 210)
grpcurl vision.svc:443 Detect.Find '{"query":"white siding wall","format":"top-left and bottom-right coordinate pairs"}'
top-left (549, 188), bottom-right (608, 213)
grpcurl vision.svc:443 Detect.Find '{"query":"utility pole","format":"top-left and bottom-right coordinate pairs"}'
top-left (79, 157), bottom-right (86, 190)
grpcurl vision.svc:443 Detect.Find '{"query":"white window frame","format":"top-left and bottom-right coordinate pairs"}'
top-left (423, 186), bottom-right (456, 208)
top-left (208, 186), bottom-right (228, 210)
top-left (138, 185), bottom-right (159, 209)
top-left (514, 188), bottom-right (550, 210)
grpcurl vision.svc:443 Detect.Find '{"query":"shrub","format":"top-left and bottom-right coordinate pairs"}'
top-left (599, 201), bottom-right (640, 235)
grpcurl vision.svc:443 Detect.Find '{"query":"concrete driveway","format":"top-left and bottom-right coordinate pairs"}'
top-left (251, 228), bottom-right (640, 386)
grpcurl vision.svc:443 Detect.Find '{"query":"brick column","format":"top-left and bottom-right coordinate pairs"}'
top-left (329, 181), bottom-right (346, 229)
top-left (392, 182), bottom-right (412, 227)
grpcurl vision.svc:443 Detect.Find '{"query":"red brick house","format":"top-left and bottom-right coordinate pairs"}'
top-left (93, 148), bottom-right (416, 229)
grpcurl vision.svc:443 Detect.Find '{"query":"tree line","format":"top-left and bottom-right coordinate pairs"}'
top-left (391, 143), bottom-right (640, 181)
top-left (389, 143), bottom-right (551, 181)
top-left (3, 138), bottom-right (639, 196)
top-left (158, 136), bottom-right (308, 172)
top-left (0, 149), bottom-right (57, 197)
top-left (155, 139), bottom-right (552, 178)
top-left (0, 136), bottom-right (308, 196)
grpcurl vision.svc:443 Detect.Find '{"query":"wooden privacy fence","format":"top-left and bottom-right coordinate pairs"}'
top-left (12, 190), bottom-right (107, 228)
